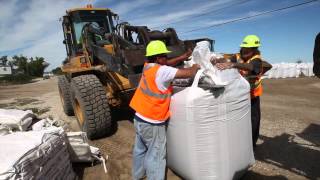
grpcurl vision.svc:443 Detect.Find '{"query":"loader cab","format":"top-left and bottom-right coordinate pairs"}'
top-left (62, 8), bottom-right (116, 57)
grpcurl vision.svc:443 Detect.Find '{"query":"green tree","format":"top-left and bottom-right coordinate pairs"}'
top-left (0, 56), bottom-right (8, 65)
top-left (11, 55), bottom-right (49, 77)
top-left (28, 57), bottom-right (49, 77)
top-left (12, 55), bottom-right (29, 74)
top-left (52, 67), bottom-right (63, 75)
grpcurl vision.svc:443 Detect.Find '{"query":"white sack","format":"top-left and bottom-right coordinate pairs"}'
top-left (167, 70), bottom-right (255, 180)
top-left (187, 41), bottom-right (241, 86)
top-left (0, 125), bottom-right (10, 136)
top-left (0, 127), bottom-right (75, 180)
top-left (0, 109), bottom-right (35, 131)
top-left (299, 63), bottom-right (309, 76)
top-left (307, 63), bottom-right (314, 77)
top-left (66, 131), bottom-right (94, 162)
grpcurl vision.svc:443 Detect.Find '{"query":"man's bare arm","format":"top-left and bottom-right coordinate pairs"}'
top-left (174, 64), bottom-right (200, 79)
top-left (233, 63), bottom-right (254, 71)
top-left (166, 49), bottom-right (192, 66)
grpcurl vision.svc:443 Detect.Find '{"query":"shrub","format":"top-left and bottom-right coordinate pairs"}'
top-left (0, 74), bottom-right (34, 84)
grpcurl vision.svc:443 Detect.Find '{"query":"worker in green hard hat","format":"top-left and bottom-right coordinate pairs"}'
top-left (214, 35), bottom-right (271, 147)
top-left (130, 40), bottom-right (200, 180)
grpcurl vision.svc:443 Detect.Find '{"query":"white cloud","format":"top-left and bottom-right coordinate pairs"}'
top-left (0, 0), bottom-right (83, 51)
top-left (21, 32), bottom-right (66, 70)
top-left (129, 0), bottom-right (234, 28)
top-left (111, 0), bottom-right (160, 16)
top-left (0, 0), bottom-right (271, 69)
top-left (0, 0), bottom-right (88, 69)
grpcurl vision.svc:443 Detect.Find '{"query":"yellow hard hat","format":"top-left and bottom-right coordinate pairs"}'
top-left (145, 40), bottom-right (171, 57)
top-left (240, 35), bottom-right (261, 48)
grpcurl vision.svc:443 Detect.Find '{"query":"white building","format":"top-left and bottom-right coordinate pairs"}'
top-left (0, 65), bottom-right (12, 76)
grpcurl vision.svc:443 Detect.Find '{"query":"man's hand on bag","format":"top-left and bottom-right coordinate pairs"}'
top-left (182, 49), bottom-right (193, 61)
top-left (210, 57), bottom-right (227, 65)
top-left (215, 62), bottom-right (234, 70)
top-left (175, 64), bottom-right (201, 79)
top-left (192, 64), bottom-right (201, 70)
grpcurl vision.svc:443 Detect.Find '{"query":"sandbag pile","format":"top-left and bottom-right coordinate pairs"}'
top-left (0, 127), bottom-right (76, 180)
top-left (167, 41), bottom-right (255, 180)
top-left (0, 108), bottom-right (107, 179)
top-left (0, 109), bottom-right (35, 132)
top-left (263, 62), bottom-right (314, 79)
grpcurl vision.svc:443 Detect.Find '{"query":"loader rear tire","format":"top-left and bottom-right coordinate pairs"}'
top-left (71, 74), bottom-right (112, 139)
top-left (58, 76), bottom-right (74, 116)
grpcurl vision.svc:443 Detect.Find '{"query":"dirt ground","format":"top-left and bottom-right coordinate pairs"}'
top-left (0, 76), bottom-right (319, 180)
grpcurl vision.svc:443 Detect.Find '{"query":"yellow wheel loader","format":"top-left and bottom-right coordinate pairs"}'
top-left (58, 4), bottom-right (213, 139)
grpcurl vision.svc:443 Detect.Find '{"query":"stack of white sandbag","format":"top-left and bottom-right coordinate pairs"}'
top-left (264, 62), bottom-right (314, 79)
top-left (0, 109), bottom-right (35, 131)
top-left (167, 41), bottom-right (255, 180)
top-left (0, 108), bottom-right (107, 179)
top-left (0, 127), bottom-right (76, 180)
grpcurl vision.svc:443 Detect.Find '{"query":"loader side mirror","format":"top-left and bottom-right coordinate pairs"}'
top-left (63, 40), bottom-right (66, 44)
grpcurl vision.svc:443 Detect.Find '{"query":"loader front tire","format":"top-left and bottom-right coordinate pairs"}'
top-left (58, 76), bottom-right (74, 116)
top-left (71, 74), bottom-right (112, 139)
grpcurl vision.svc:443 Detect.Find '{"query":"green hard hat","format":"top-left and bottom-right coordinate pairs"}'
top-left (240, 35), bottom-right (261, 48)
top-left (145, 40), bottom-right (171, 57)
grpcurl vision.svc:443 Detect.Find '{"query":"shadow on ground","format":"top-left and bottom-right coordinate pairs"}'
top-left (105, 107), bottom-right (135, 137)
top-left (241, 171), bottom-right (288, 180)
top-left (252, 123), bottom-right (320, 179)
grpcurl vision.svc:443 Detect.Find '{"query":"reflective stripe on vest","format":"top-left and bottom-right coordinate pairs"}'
top-left (139, 63), bottom-right (171, 99)
top-left (129, 63), bottom-right (172, 122)
top-left (237, 54), bottom-right (263, 97)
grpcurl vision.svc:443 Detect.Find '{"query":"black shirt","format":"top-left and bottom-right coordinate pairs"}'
top-left (250, 58), bottom-right (262, 75)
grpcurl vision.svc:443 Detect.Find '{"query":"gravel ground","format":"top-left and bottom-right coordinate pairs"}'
top-left (0, 76), bottom-right (319, 180)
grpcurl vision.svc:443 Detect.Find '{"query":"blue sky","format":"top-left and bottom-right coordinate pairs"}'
top-left (0, 0), bottom-right (319, 70)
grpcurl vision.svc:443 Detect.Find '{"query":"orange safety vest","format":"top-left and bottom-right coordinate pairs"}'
top-left (236, 54), bottom-right (263, 98)
top-left (129, 63), bottom-right (173, 122)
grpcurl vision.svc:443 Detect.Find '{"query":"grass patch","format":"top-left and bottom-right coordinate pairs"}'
top-left (0, 98), bottom-right (41, 109)
top-left (25, 107), bottom-right (50, 115)
top-left (0, 74), bottom-right (34, 85)
top-left (15, 98), bottom-right (40, 106)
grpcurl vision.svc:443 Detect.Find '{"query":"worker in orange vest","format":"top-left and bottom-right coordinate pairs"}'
top-left (214, 35), bottom-right (265, 147)
top-left (130, 40), bottom-right (200, 180)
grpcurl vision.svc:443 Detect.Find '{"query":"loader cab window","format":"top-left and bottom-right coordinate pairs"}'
top-left (73, 21), bottom-right (104, 45)
top-left (70, 10), bottom-right (115, 53)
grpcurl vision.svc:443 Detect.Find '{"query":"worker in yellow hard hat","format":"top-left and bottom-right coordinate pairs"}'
top-left (213, 35), bottom-right (271, 147)
top-left (130, 40), bottom-right (200, 180)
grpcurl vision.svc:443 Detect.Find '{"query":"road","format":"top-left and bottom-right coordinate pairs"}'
top-left (0, 76), bottom-right (319, 180)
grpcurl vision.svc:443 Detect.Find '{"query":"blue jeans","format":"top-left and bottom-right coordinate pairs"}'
top-left (132, 118), bottom-right (167, 180)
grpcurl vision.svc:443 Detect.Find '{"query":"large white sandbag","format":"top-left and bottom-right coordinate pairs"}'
top-left (307, 63), bottom-right (314, 77)
top-left (280, 63), bottom-right (288, 78)
top-left (287, 63), bottom-right (295, 78)
top-left (167, 70), bottom-right (255, 180)
top-left (294, 63), bottom-right (301, 78)
top-left (0, 127), bottom-right (76, 180)
top-left (0, 109), bottom-right (35, 131)
top-left (299, 63), bottom-right (309, 76)
top-left (267, 64), bottom-right (276, 79)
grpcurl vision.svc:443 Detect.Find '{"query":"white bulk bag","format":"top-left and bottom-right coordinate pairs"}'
top-left (287, 63), bottom-right (295, 78)
top-left (299, 63), bottom-right (309, 76)
top-left (267, 65), bottom-right (276, 79)
top-left (307, 63), bottom-right (314, 77)
top-left (273, 64), bottom-right (280, 79)
top-left (280, 63), bottom-right (288, 78)
top-left (167, 70), bottom-right (255, 180)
